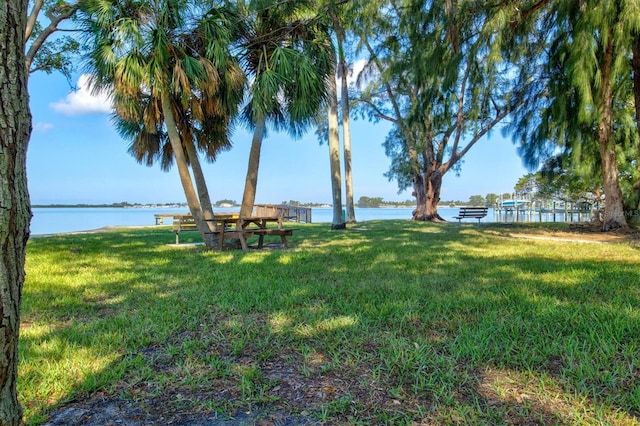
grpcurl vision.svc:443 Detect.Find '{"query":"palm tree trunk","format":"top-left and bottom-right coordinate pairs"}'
top-left (160, 91), bottom-right (214, 245)
top-left (0, 0), bottom-right (31, 422)
top-left (327, 73), bottom-right (345, 229)
top-left (184, 141), bottom-right (219, 246)
top-left (240, 116), bottom-right (266, 218)
top-left (334, 15), bottom-right (355, 224)
top-left (340, 59), bottom-right (356, 224)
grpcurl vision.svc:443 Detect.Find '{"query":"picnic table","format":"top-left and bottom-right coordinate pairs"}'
top-left (209, 215), bottom-right (297, 251)
top-left (155, 213), bottom-right (176, 225)
top-left (171, 213), bottom-right (297, 251)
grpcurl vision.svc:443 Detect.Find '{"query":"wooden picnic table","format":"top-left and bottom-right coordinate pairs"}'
top-left (155, 213), bottom-right (176, 225)
top-left (169, 213), bottom-right (297, 250)
top-left (208, 215), bottom-right (297, 251)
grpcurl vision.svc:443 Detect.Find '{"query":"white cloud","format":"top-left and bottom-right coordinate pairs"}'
top-left (336, 59), bottom-right (369, 97)
top-left (50, 74), bottom-right (113, 116)
top-left (33, 122), bottom-right (54, 133)
top-left (348, 59), bottom-right (368, 87)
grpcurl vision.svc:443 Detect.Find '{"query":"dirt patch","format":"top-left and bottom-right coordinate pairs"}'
top-left (487, 223), bottom-right (640, 244)
top-left (41, 355), bottom-right (389, 425)
top-left (43, 397), bottom-right (317, 425)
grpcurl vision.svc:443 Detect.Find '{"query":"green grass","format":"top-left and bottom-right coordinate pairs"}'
top-left (19, 221), bottom-right (640, 424)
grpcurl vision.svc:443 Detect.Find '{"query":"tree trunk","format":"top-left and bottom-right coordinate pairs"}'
top-left (184, 141), bottom-right (218, 246)
top-left (632, 33), bottom-right (640, 135)
top-left (631, 33), bottom-right (640, 213)
top-left (597, 40), bottom-right (628, 231)
top-left (334, 16), bottom-right (355, 224)
top-left (340, 64), bottom-right (355, 224)
top-left (425, 169), bottom-right (445, 221)
top-left (0, 0), bottom-right (31, 423)
top-left (411, 174), bottom-right (428, 220)
top-left (412, 169), bottom-right (446, 222)
top-left (327, 73), bottom-right (345, 229)
top-left (240, 116), bottom-right (266, 218)
top-left (160, 91), bottom-right (213, 245)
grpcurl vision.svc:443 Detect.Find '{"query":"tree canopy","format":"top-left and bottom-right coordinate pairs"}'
top-left (352, 0), bottom-right (532, 222)
top-left (81, 0), bottom-right (246, 246)
top-left (501, 0), bottom-right (640, 229)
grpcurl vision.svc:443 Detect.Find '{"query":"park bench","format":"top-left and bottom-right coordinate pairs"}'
top-left (452, 206), bottom-right (488, 224)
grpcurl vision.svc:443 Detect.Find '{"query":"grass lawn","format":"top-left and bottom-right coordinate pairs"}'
top-left (20, 220), bottom-right (640, 425)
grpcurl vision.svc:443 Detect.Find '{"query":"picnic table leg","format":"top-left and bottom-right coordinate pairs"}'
top-left (238, 232), bottom-right (249, 251)
top-left (258, 234), bottom-right (265, 248)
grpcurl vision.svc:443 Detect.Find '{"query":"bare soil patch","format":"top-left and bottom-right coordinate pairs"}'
top-left (487, 223), bottom-right (640, 244)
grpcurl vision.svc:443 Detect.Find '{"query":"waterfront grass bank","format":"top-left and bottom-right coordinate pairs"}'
top-left (21, 221), bottom-right (640, 424)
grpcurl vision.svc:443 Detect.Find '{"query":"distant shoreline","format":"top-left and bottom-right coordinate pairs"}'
top-left (32, 203), bottom-right (463, 209)
top-left (32, 203), bottom-right (411, 209)
top-left (32, 204), bottom-right (186, 209)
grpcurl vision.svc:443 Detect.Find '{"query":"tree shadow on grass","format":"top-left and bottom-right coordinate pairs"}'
top-left (21, 222), bottom-right (640, 425)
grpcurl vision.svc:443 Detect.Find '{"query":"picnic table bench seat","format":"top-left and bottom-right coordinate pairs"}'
top-left (172, 216), bottom-right (202, 244)
top-left (252, 227), bottom-right (299, 248)
top-left (452, 206), bottom-right (488, 224)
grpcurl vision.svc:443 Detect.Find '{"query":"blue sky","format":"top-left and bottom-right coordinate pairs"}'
top-left (27, 71), bottom-right (530, 205)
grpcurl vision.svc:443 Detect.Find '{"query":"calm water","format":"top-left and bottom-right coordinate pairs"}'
top-left (30, 206), bottom-right (469, 235)
top-left (30, 206), bottom-right (573, 236)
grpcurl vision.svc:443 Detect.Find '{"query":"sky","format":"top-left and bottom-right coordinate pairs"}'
top-left (27, 71), bottom-right (531, 206)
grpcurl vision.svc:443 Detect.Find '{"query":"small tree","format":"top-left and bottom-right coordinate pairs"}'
top-left (357, 196), bottom-right (383, 207)
top-left (485, 193), bottom-right (499, 206)
top-left (468, 195), bottom-right (485, 206)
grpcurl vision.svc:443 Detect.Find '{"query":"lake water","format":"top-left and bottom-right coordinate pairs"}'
top-left (30, 206), bottom-right (576, 236)
top-left (30, 206), bottom-right (473, 235)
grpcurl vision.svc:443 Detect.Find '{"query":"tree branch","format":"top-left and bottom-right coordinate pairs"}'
top-left (25, 0), bottom-right (44, 40)
top-left (450, 59), bottom-right (471, 157)
top-left (357, 98), bottom-right (398, 124)
top-left (25, 2), bottom-right (79, 74)
top-left (360, 34), bottom-right (421, 175)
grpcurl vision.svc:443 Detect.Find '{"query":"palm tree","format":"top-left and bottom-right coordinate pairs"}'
top-left (81, 0), bottom-right (244, 246)
top-left (329, 3), bottom-right (356, 224)
top-left (237, 0), bottom-right (334, 218)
